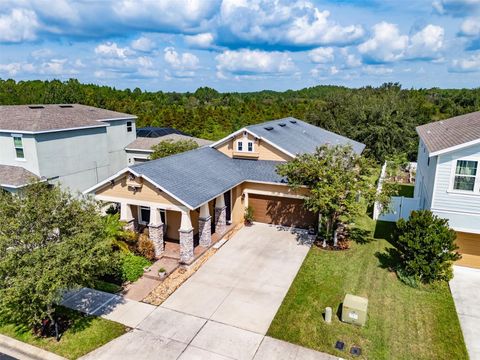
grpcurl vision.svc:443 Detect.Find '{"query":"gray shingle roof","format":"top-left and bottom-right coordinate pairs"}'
top-left (417, 111), bottom-right (480, 154)
top-left (0, 104), bottom-right (135, 133)
top-left (130, 147), bottom-right (285, 208)
top-left (0, 165), bottom-right (40, 188)
top-left (126, 134), bottom-right (213, 152)
top-left (246, 117), bottom-right (365, 155)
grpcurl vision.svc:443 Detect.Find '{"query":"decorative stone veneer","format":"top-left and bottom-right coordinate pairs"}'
top-left (149, 224), bottom-right (164, 257)
top-left (215, 206), bottom-right (227, 236)
top-left (199, 216), bottom-right (212, 247)
top-left (179, 228), bottom-right (194, 264)
top-left (124, 219), bottom-right (137, 232)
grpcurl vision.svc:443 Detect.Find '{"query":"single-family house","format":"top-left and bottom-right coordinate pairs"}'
top-left (85, 118), bottom-right (364, 264)
top-left (415, 111), bottom-right (480, 268)
top-left (125, 129), bottom-right (213, 165)
top-left (0, 104), bottom-right (136, 193)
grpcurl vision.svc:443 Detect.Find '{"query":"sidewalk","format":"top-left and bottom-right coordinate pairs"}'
top-left (61, 288), bottom-right (156, 328)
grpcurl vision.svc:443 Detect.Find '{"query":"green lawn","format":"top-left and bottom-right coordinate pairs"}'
top-left (93, 280), bottom-right (123, 294)
top-left (268, 219), bottom-right (467, 360)
top-left (397, 183), bottom-right (415, 198)
top-left (0, 307), bottom-right (127, 359)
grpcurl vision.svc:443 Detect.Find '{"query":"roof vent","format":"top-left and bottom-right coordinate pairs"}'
top-left (28, 105), bottom-right (44, 109)
top-left (59, 105), bottom-right (73, 108)
top-left (278, 123), bottom-right (286, 127)
top-left (264, 126), bottom-right (274, 131)
top-left (289, 119), bottom-right (297, 124)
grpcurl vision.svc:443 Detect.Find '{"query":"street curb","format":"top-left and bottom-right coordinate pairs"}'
top-left (0, 333), bottom-right (66, 360)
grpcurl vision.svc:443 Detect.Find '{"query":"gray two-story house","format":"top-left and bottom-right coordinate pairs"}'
top-left (0, 104), bottom-right (136, 193)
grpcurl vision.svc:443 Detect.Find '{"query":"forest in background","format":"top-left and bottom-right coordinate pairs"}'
top-left (1, 78), bottom-right (479, 162)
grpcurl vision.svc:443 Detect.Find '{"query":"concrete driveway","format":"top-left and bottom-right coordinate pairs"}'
top-left (450, 266), bottom-right (480, 360)
top-left (82, 223), bottom-right (335, 360)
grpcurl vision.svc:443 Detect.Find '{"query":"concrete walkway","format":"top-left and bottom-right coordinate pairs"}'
top-left (450, 266), bottom-right (480, 360)
top-left (61, 288), bottom-right (156, 328)
top-left (80, 224), bottom-right (336, 359)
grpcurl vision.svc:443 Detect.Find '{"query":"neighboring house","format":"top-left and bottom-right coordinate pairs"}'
top-left (85, 117), bottom-right (364, 264)
top-left (126, 131), bottom-right (213, 165)
top-left (0, 104), bottom-right (136, 193)
top-left (415, 111), bottom-right (480, 268)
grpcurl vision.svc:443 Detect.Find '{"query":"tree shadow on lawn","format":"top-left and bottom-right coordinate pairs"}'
top-left (375, 247), bottom-right (401, 272)
top-left (349, 227), bottom-right (374, 245)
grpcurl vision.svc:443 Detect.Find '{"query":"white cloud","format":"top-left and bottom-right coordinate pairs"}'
top-left (114, 0), bottom-right (219, 31)
top-left (358, 22), bottom-right (408, 63)
top-left (184, 33), bottom-right (215, 49)
top-left (95, 42), bottom-right (133, 58)
top-left (460, 17), bottom-right (480, 36)
top-left (131, 36), bottom-right (156, 52)
top-left (0, 8), bottom-right (39, 42)
top-left (308, 47), bottom-right (334, 63)
top-left (218, 0), bottom-right (364, 48)
top-left (216, 49), bottom-right (295, 77)
top-left (359, 23), bottom-right (444, 63)
top-left (450, 52), bottom-right (480, 72)
top-left (40, 58), bottom-right (77, 75)
top-left (164, 47), bottom-right (199, 70)
top-left (0, 62), bottom-right (36, 76)
top-left (407, 24), bottom-right (444, 59)
top-left (432, 0), bottom-right (480, 16)
top-left (362, 65), bottom-right (393, 75)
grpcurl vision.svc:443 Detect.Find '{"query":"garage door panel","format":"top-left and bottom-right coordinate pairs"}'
top-left (249, 194), bottom-right (316, 229)
top-left (456, 232), bottom-right (480, 269)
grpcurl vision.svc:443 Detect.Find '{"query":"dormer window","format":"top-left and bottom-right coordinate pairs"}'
top-left (247, 141), bottom-right (253, 152)
top-left (237, 141), bottom-right (243, 151)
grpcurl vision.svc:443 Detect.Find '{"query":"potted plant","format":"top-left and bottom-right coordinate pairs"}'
top-left (244, 206), bottom-right (254, 226)
top-left (158, 267), bottom-right (167, 280)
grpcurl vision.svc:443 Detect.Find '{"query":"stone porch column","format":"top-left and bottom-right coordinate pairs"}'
top-left (215, 194), bottom-right (227, 236)
top-left (198, 203), bottom-right (212, 247)
top-left (179, 209), bottom-right (194, 264)
top-left (149, 207), bottom-right (164, 258)
top-left (120, 202), bottom-right (136, 231)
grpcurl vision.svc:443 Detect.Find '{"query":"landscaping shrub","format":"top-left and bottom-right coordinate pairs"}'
top-left (137, 233), bottom-right (156, 261)
top-left (120, 253), bottom-right (151, 282)
top-left (394, 210), bottom-right (460, 283)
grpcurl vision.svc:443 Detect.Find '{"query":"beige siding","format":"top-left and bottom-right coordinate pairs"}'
top-left (165, 209), bottom-right (200, 241)
top-left (96, 172), bottom-right (182, 206)
top-left (215, 133), bottom-right (291, 161)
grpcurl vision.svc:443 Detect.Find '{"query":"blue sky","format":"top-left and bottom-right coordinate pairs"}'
top-left (0, 0), bottom-right (479, 92)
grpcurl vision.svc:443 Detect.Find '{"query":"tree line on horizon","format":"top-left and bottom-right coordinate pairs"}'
top-left (1, 78), bottom-right (479, 162)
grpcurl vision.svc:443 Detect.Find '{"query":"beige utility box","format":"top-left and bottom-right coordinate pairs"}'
top-left (342, 294), bottom-right (368, 326)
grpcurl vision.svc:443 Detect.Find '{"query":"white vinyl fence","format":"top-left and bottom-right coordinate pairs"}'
top-left (373, 161), bottom-right (420, 222)
top-left (377, 196), bottom-right (420, 222)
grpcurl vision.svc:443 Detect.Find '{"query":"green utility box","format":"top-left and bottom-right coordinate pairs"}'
top-left (342, 294), bottom-right (368, 326)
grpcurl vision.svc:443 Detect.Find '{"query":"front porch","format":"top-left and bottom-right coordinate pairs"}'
top-left (118, 190), bottom-right (232, 265)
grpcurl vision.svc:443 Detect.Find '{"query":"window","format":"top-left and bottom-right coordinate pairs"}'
top-left (127, 121), bottom-right (133, 132)
top-left (139, 206), bottom-right (151, 224)
top-left (453, 160), bottom-right (478, 191)
top-left (13, 136), bottom-right (24, 159)
top-left (247, 141), bottom-right (253, 152)
top-left (427, 157), bottom-right (430, 166)
top-left (237, 141), bottom-right (243, 151)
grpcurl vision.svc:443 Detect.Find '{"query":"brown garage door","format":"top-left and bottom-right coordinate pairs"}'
top-left (456, 232), bottom-right (480, 269)
top-left (248, 194), bottom-right (316, 229)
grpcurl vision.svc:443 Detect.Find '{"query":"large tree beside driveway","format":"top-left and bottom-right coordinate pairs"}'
top-left (277, 144), bottom-right (395, 246)
top-left (0, 182), bottom-right (117, 329)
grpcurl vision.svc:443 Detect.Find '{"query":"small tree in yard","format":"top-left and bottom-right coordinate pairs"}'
top-left (150, 139), bottom-right (199, 160)
top-left (277, 144), bottom-right (394, 247)
top-left (0, 183), bottom-right (116, 330)
top-left (394, 210), bottom-right (460, 283)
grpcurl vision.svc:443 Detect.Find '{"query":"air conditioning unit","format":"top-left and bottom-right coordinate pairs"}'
top-left (342, 294), bottom-right (368, 326)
